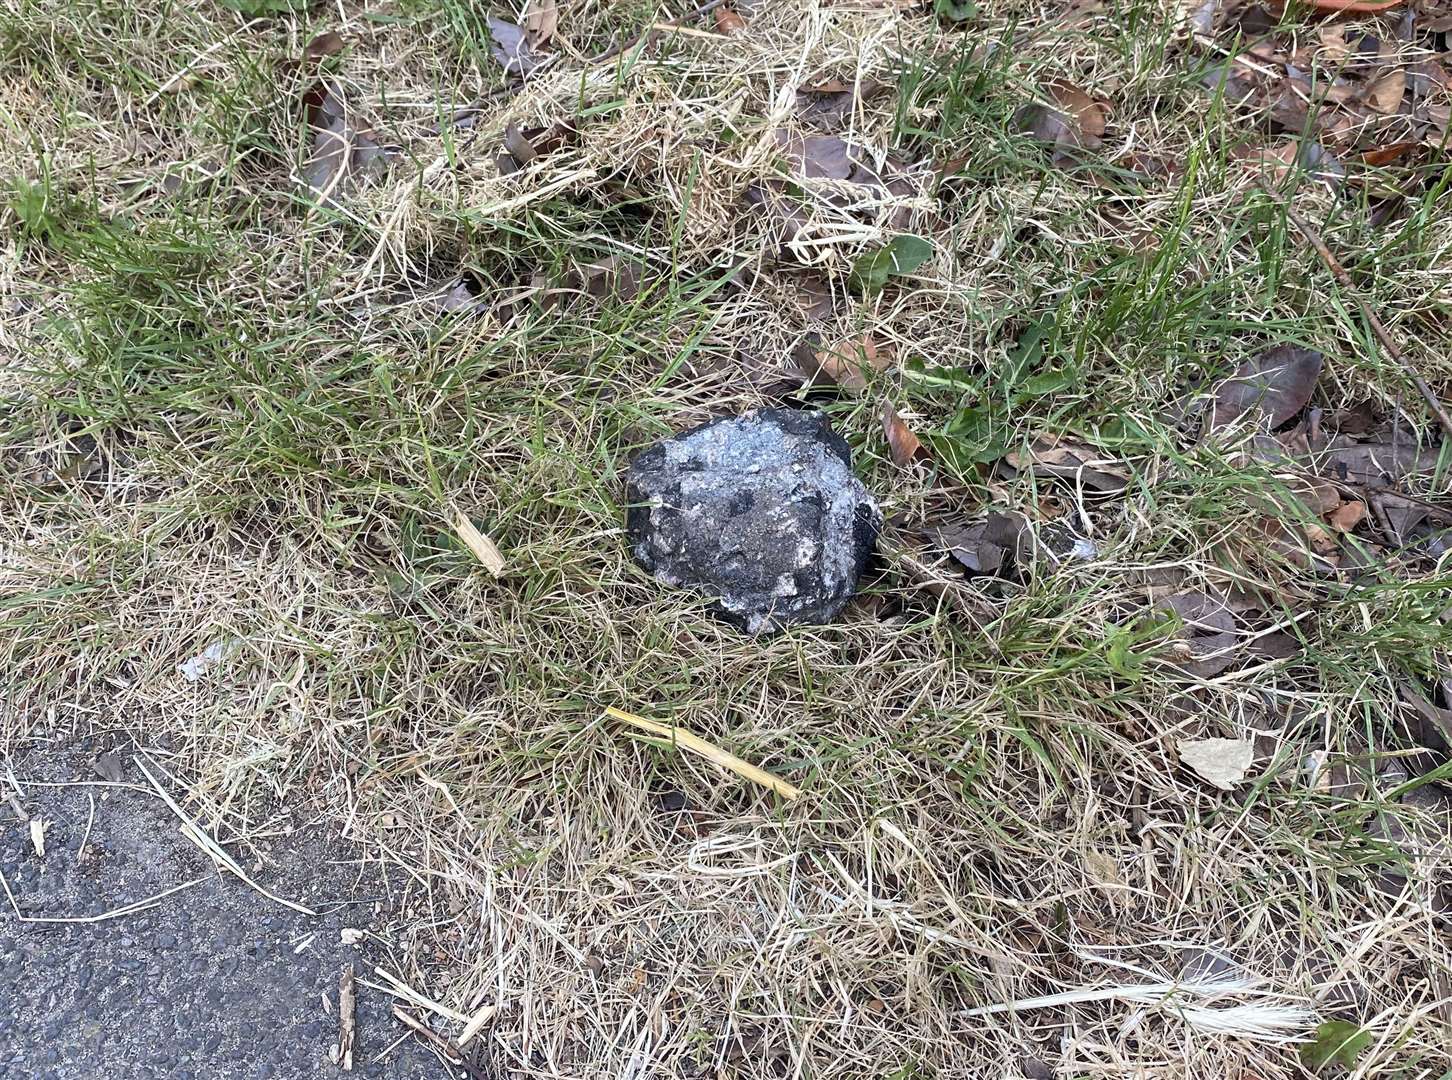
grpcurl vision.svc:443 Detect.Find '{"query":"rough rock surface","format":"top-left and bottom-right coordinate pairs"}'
top-left (625, 408), bottom-right (880, 634)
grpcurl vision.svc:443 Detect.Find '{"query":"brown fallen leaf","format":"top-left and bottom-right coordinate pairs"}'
top-left (1158, 591), bottom-right (1239, 677)
top-left (301, 82), bottom-right (395, 207)
top-left (1359, 142), bottom-right (1418, 166)
top-left (1209, 345), bottom-right (1323, 431)
top-left (1318, 439), bottom-right (1443, 486)
top-left (1018, 79), bottom-right (1107, 166)
top-left (1178, 737), bottom-right (1255, 790)
top-left (714, 5), bottom-right (747, 31)
top-left (882, 403), bottom-right (923, 465)
top-left (772, 129), bottom-right (857, 179)
top-left (1307, 0), bottom-right (1405, 11)
top-left (1365, 69), bottom-right (1406, 114)
top-left (808, 334), bottom-right (894, 390)
top-left (487, 16), bottom-right (548, 77)
top-left (523, 0), bottom-right (559, 46)
top-left (1327, 500), bottom-right (1367, 531)
top-left (304, 31), bottom-right (345, 59)
top-left (796, 77), bottom-right (888, 129)
top-left (930, 512), bottom-right (1042, 578)
top-left (1004, 438), bottom-right (1129, 493)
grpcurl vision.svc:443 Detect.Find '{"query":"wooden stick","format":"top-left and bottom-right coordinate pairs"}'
top-left (392, 1007), bottom-right (492, 1080)
top-left (451, 510), bottom-right (506, 576)
top-left (1256, 180), bottom-right (1452, 439)
top-left (605, 706), bottom-right (801, 800)
top-left (337, 962), bottom-right (357, 1071)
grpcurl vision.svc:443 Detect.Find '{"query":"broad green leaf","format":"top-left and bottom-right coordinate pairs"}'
top-left (935, 0), bottom-right (977, 19)
top-left (1016, 366), bottom-right (1075, 398)
top-left (1301, 1021), bottom-right (1372, 1072)
top-left (220, 0), bottom-right (307, 13)
top-left (902, 357), bottom-right (981, 393)
top-left (849, 235), bottom-right (934, 294)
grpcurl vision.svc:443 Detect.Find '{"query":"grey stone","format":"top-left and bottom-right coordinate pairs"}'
top-left (625, 408), bottom-right (880, 634)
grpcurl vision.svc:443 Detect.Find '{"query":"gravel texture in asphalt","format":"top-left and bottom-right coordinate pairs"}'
top-left (0, 743), bottom-right (453, 1080)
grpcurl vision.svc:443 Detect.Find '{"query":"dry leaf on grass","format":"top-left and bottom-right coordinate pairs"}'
top-left (1004, 438), bottom-right (1130, 493)
top-left (1307, 0), bottom-right (1404, 11)
top-left (304, 31), bottom-right (345, 59)
top-left (1210, 345), bottom-right (1323, 431)
top-left (1327, 500), bottom-right (1367, 531)
top-left (931, 512), bottom-right (1038, 577)
top-left (1179, 737), bottom-right (1255, 790)
top-left (1018, 79), bottom-right (1107, 166)
top-left (1157, 591), bottom-right (1240, 677)
top-left (522, 0), bottom-right (559, 46)
top-left (796, 77), bottom-right (888, 129)
top-left (714, 5), bottom-right (747, 31)
top-left (1317, 439), bottom-right (1443, 486)
top-left (1365, 69), bottom-right (1406, 114)
top-left (882, 403), bottom-right (924, 465)
top-left (301, 83), bottom-right (394, 207)
top-left (487, 16), bottom-right (548, 77)
top-left (807, 334), bottom-right (893, 390)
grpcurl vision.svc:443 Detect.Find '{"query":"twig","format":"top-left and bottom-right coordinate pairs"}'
top-left (337, 962), bottom-right (357, 1071)
top-left (605, 706), bottom-right (801, 800)
top-left (1256, 180), bottom-right (1452, 439)
top-left (589, 0), bottom-right (729, 64)
top-left (367, 966), bottom-right (471, 1024)
top-left (392, 1007), bottom-right (492, 1080)
top-left (456, 1001), bottom-right (499, 1047)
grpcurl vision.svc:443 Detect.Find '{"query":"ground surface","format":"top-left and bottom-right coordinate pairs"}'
top-left (0, 739), bottom-right (451, 1079)
top-left (3, 0), bottom-right (1452, 1077)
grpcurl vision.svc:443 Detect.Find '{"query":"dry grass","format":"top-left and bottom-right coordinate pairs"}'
top-left (3, 0), bottom-right (1451, 1076)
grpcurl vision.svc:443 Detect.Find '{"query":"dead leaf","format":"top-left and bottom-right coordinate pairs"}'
top-left (487, 16), bottom-right (548, 77)
top-left (304, 31), bottom-right (345, 59)
top-left (1318, 439), bottom-right (1443, 485)
top-left (929, 512), bottom-right (1046, 578)
top-left (1360, 142), bottom-right (1417, 166)
top-left (796, 77), bottom-right (888, 129)
top-left (714, 5), bottom-right (747, 31)
top-left (1018, 79), bottom-right (1107, 166)
top-left (1328, 500), bottom-right (1367, 531)
top-left (1083, 849), bottom-right (1124, 893)
top-left (572, 254), bottom-right (644, 302)
top-left (773, 130), bottom-right (857, 179)
top-left (302, 82), bottom-right (394, 207)
top-left (1178, 737), bottom-right (1255, 790)
top-left (883, 403), bottom-right (923, 465)
top-left (1158, 591), bottom-right (1239, 677)
top-left (808, 335), bottom-right (894, 390)
top-left (1308, 0), bottom-right (1405, 12)
top-left (523, 0), bottom-right (559, 46)
top-left (1366, 69), bottom-right (1407, 113)
top-left (93, 752), bottom-right (125, 783)
top-left (1210, 345), bottom-right (1323, 431)
top-left (29, 818), bottom-right (47, 858)
top-left (1004, 438), bottom-right (1130, 493)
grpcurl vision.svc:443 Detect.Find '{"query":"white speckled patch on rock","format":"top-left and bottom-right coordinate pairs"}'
top-left (624, 408), bottom-right (880, 635)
